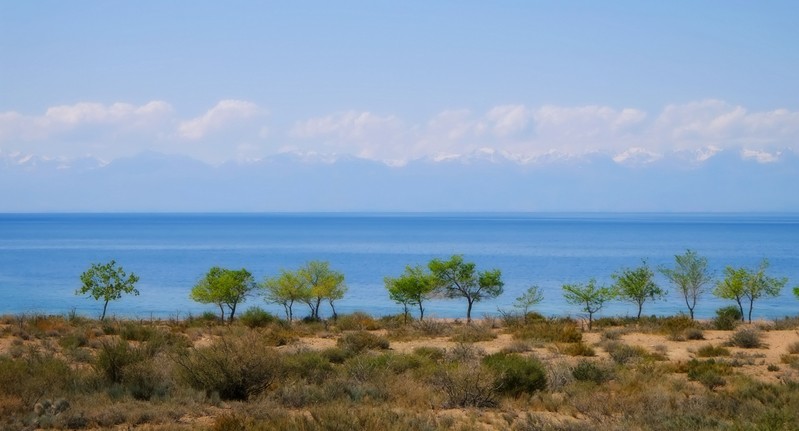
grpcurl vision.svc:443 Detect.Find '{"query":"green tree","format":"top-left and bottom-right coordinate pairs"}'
top-left (562, 279), bottom-right (616, 330)
top-left (300, 261), bottom-right (347, 320)
top-left (513, 285), bottom-right (544, 323)
top-left (190, 267), bottom-right (256, 322)
top-left (741, 260), bottom-right (787, 322)
top-left (713, 266), bottom-right (749, 322)
top-left (428, 255), bottom-right (503, 323)
top-left (659, 249), bottom-right (713, 320)
top-left (613, 261), bottom-right (665, 320)
top-left (262, 269), bottom-right (310, 323)
top-left (385, 265), bottom-right (438, 323)
top-left (76, 260), bottom-right (140, 321)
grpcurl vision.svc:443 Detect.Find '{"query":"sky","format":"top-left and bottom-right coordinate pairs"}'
top-left (1, 1), bottom-right (798, 211)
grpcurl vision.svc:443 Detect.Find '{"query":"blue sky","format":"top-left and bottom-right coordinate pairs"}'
top-left (1, 2), bottom-right (798, 211)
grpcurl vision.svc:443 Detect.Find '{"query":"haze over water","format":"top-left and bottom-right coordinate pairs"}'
top-left (1, 213), bottom-right (797, 321)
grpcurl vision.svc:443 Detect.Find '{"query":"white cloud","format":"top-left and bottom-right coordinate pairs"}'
top-left (741, 149), bottom-right (781, 163)
top-left (484, 105), bottom-right (532, 137)
top-left (290, 111), bottom-right (406, 159)
top-left (177, 100), bottom-right (262, 140)
top-left (2, 99), bottom-right (798, 165)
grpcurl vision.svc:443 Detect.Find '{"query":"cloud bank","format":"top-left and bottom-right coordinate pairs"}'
top-left (2, 99), bottom-right (797, 165)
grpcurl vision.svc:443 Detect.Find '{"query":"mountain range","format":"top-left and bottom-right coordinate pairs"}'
top-left (2, 149), bottom-right (797, 212)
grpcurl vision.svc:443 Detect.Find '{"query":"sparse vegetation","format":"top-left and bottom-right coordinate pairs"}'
top-left (1, 311), bottom-right (798, 430)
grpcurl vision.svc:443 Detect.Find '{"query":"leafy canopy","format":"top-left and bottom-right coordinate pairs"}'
top-left (76, 260), bottom-right (140, 321)
top-left (659, 249), bottom-right (713, 320)
top-left (613, 261), bottom-right (665, 320)
top-left (191, 267), bottom-right (256, 322)
top-left (385, 265), bottom-right (438, 322)
top-left (428, 254), bottom-right (503, 323)
top-left (562, 279), bottom-right (617, 330)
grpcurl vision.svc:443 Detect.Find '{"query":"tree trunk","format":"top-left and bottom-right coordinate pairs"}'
top-left (466, 298), bottom-right (474, 323)
top-left (636, 301), bottom-right (643, 320)
top-left (329, 299), bottom-right (338, 321)
top-left (101, 300), bottom-right (110, 321)
top-left (736, 299), bottom-right (745, 322)
top-left (588, 312), bottom-right (593, 331)
top-left (228, 303), bottom-right (237, 322)
top-left (218, 304), bottom-right (225, 322)
top-left (418, 302), bottom-right (425, 321)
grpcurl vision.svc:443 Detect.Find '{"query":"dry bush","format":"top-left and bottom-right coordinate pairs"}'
top-left (173, 332), bottom-right (283, 400)
top-left (727, 328), bottom-right (764, 348)
top-left (511, 318), bottom-right (582, 343)
top-left (560, 341), bottom-right (595, 357)
top-left (483, 353), bottom-right (547, 397)
top-left (696, 344), bottom-right (731, 357)
top-left (337, 331), bottom-right (390, 354)
top-left (433, 362), bottom-right (500, 408)
top-left (449, 322), bottom-right (497, 343)
top-left (571, 360), bottom-right (613, 384)
top-left (335, 312), bottom-right (383, 331)
top-left (786, 341), bottom-right (799, 355)
top-left (603, 341), bottom-right (664, 364)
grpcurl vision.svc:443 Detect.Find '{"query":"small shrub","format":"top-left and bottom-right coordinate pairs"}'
top-left (412, 320), bottom-right (450, 337)
top-left (501, 340), bottom-right (534, 354)
top-left (600, 328), bottom-right (627, 341)
top-left (173, 332), bottom-right (283, 400)
top-left (684, 328), bottom-right (705, 340)
top-left (696, 344), bottom-right (731, 357)
top-left (239, 307), bottom-right (278, 328)
top-left (561, 342), bottom-right (595, 357)
top-left (604, 341), bottom-right (650, 364)
top-left (336, 312), bottom-right (382, 331)
top-left (413, 346), bottom-right (446, 361)
top-left (482, 353), bottom-right (547, 397)
top-left (572, 360), bottom-right (612, 383)
top-left (447, 343), bottom-right (484, 362)
top-left (512, 318), bottom-right (582, 343)
top-left (772, 316), bottom-right (799, 330)
top-left (767, 364), bottom-right (780, 372)
top-left (337, 331), bottom-right (390, 354)
top-left (433, 363), bottom-right (499, 408)
top-left (786, 341), bottom-right (799, 355)
top-left (320, 347), bottom-right (349, 364)
top-left (727, 328), bottom-right (763, 349)
top-left (95, 339), bottom-right (145, 383)
top-left (449, 324), bottom-right (497, 343)
top-left (686, 359), bottom-right (729, 390)
top-left (714, 306), bottom-right (742, 330)
top-left (119, 321), bottom-right (157, 341)
top-left (283, 350), bottom-right (334, 382)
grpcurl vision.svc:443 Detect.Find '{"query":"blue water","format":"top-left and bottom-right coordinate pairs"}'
top-left (1, 213), bottom-right (798, 321)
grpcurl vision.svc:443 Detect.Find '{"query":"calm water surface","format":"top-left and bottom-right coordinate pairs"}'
top-left (1, 213), bottom-right (797, 320)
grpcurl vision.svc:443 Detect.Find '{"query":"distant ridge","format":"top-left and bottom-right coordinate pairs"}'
top-left (2, 150), bottom-right (797, 212)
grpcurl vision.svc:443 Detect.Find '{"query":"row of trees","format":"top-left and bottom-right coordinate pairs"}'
top-left (189, 261), bottom-right (347, 323)
top-left (76, 251), bottom-right (794, 324)
top-left (546, 251), bottom-right (789, 329)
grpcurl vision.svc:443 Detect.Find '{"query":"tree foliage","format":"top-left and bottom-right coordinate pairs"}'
top-left (300, 260), bottom-right (347, 320)
top-left (613, 261), bottom-right (665, 320)
top-left (190, 267), bottom-right (256, 322)
top-left (385, 265), bottom-right (438, 323)
top-left (715, 260), bottom-right (787, 322)
top-left (562, 279), bottom-right (616, 330)
top-left (513, 285), bottom-right (544, 323)
top-left (428, 255), bottom-right (503, 323)
top-left (262, 269), bottom-right (309, 323)
top-left (659, 249), bottom-right (713, 320)
top-left (77, 260), bottom-right (140, 321)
